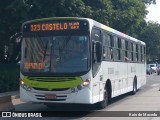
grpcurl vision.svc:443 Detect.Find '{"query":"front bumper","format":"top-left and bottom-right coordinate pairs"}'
top-left (20, 86), bottom-right (92, 104)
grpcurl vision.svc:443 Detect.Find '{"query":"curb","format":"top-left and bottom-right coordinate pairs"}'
top-left (11, 95), bottom-right (20, 100)
top-left (0, 91), bottom-right (19, 111)
top-left (0, 95), bottom-right (11, 104)
top-left (0, 95), bottom-right (15, 111)
top-left (0, 91), bottom-right (19, 99)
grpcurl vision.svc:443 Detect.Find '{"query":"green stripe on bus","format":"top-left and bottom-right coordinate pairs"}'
top-left (23, 76), bottom-right (83, 89)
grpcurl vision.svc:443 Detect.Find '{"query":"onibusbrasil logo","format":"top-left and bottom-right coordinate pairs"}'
top-left (1, 112), bottom-right (42, 118)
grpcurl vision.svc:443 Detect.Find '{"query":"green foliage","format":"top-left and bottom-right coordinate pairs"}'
top-left (139, 22), bottom-right (160, 62)
top-left (0, 0), bottom-right (156, 55)
top-left (110, 0), bottom-right (147, 37)
top-left (83, 0), bottom-right (113, 25)
top-left (145, 0), bottom-right (156, 4)
top-left (0, 64), bottom-right (19, 93)
top-left (0, 0), bottom-right (160, 92)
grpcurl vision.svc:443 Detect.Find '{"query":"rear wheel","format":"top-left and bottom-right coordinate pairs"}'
top-left (96, 88), bottom-right (108, 109)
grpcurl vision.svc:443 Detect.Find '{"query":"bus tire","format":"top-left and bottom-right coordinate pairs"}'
top-left (131, 78), bottom-right (137, 95)
top-left (96, 88), bottom-right (108, 109)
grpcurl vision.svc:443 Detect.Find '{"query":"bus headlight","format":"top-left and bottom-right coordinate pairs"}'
top-left (75, 79), bottom-right (90, 91)
top-left (20, 80), bottom-right (24, 85)
top-left (82, 79), bottom-right (90, 86)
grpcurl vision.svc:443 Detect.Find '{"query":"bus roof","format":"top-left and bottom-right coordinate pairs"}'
top-left (85, 18), bottom-right (145, 45)
top-left (23, 17), bottom-right (145, 45)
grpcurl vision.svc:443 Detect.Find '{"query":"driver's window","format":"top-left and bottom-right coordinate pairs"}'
top-left (92, 28), bottom-right (102, 77)
top-left (92, 28), bottom-right (101, 63)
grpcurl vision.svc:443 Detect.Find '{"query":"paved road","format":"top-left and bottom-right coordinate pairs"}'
top-left (1, 74), bottom-right (160, 120)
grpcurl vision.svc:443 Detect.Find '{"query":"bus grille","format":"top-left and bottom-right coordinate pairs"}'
top-left (35, 94), bottom-right (67, 101)
top-left (33, 87), bottom-right (70, 91)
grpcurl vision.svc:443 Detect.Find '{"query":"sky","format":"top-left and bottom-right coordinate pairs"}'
top-left (146, 1), bottom-right (160, 23)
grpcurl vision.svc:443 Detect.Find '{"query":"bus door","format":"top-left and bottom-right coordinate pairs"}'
top-left (91, 28), bottom-right (103, 103)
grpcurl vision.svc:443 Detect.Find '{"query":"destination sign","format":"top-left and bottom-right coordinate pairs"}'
top-left (22, 20), bottom-right (89, 35)
top-left (22, 19), bottom-right (90, 33)
top-left (30, 22), bottom-right (80, 32)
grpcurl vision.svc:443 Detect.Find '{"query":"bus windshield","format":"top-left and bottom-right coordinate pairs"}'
top-left (21, 35), bottom-right (90, 74)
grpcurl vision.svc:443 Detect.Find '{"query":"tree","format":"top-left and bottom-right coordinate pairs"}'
top-left (139, 22), bottom-right (160, 62)
top-left (145, 0), bottom-right (156, 4)
top-left (109, 0), bottom-right (147, 37)
top-left (0, 0), bottom-right (30, 62)
top-left (83, 0), bottom-right (113, 25)
top-left (0, 0), bottom-right (157, 63)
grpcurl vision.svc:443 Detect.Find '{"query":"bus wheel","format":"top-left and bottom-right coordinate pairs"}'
top-left (96, 89), bottom-right (108, 109)
top-left (131, 79), bottom-right (137, 95)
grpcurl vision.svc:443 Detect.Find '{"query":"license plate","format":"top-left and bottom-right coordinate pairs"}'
top-left (45, 94), bottom-right (56, 99)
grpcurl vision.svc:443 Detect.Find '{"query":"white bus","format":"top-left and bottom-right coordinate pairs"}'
top-left (20, 17), bottom-right (146, 109)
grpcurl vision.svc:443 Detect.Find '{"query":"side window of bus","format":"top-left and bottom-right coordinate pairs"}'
top-left (113, 36), bottom-right (121, 61)
top-left (109, 35), bottom-right (114, 60)
top-left (128, 41), bottom-right (131, 61)
top-left (103, 32), bottom-right (110, 60)
top-left (133, 43), bottom-right (137, 62)
top-left (131, 42), bottom-right (134, 61)
top-left (138, 45), bottom-right (141, 62)
top-left (121, 39), bottom-right (125, 62)
top-left (118, 38), bottom-right (122, 61)
top-left (125, 40), bottom-right (129, 61)
top-left (136, 44), bottom-right (139, 62)
top-left (141, 46), bottom-right (144, 62)
top-left (144, 46), bottom-right (146, 62)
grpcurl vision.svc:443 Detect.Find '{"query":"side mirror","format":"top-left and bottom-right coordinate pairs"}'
top-left (8, 32), bottom-right (22, 62)
top-left (17, 61), bottom-right (21, 67)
